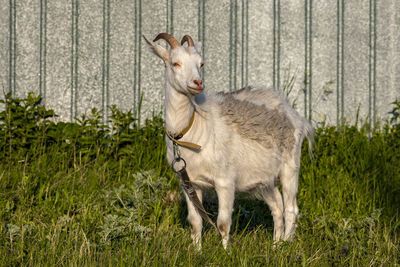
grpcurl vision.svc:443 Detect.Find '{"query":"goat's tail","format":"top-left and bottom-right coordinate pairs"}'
top-left (303, 120), bottom-right (314, 161)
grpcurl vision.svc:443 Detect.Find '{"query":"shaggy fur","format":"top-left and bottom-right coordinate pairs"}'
top-left (217, 91), bottom-right (295, 152)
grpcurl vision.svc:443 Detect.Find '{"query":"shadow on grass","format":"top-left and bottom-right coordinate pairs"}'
top-left (176, 190), bottom-right (274, 235)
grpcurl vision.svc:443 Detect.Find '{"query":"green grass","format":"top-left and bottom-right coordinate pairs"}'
top-left (0, 93), bottom-right (399, 266)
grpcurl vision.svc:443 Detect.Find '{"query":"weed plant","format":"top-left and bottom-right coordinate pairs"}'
top-left (0, 93), bottom-right (399, 266)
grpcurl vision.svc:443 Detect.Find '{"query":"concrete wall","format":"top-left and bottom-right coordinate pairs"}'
top-left (1, 0), bottom-right (399, 126)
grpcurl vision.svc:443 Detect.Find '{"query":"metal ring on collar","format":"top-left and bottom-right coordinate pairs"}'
top-left (171, 157), bottom-right (186, 173)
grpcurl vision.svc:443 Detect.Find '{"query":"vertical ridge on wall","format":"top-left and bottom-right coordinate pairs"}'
top-left (272, 0), bottom-right (281, 92)
top-left (241, 0), bottom-right (249, 88)
top-left (308, 0), bottom-right (313, 121)
top-left (304, 0), bottom-right (308, 119)
top-left (75, 1), bottom-right (79, 121)
top-left (229, 0), bottom-right (233, 91)
top-left (102, 0), bottom-right (111, 123)
top-left (369, 0), bottom-right (377, 128)
top-left (133, 0), bottom-right (138, 117)
top-left (166, 0), bottom-right (174, 35)
top-left (241, 0), bottom-right (244, 88)
top-left (197, 0), bottom-right (201, 41)
top-left (9, 0), bottom-right (16, 96)
top-left (228, 0), bottom-right (249, 92)
top-left (234, 0), bottom-right (238, 91)
top-left (341, 0), bottom-right (344, 125)
top-left (304, 0), bottom-right (312, 121)
top-left (336, 0), bottom-right (340, 124)
top-left (198, 0), bottom-right (206, 81)
top-left (372, 0), bottom-right (376, 127)
top-left (245, 0), bottom-right (248, 87)
top-left (39, 0), bottom-right (47, 102)
top-left (70, 0), bottom-right (79, 122)
top-left (202, 0), bottom-right (205, 79)
top-left (133, 0), bottom-right (142, 119)
top-left (308, 1), bottom-right (312, 121)
top-left (137, 0), bottom-right (142, 124)
top-left (229, 0), bottom-right (238, 91)
top-left (336, 0), bottom-right (345, 125)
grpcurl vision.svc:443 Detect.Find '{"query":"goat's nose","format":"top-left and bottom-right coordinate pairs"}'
top-left (193, 79), bottom-right (203, 89)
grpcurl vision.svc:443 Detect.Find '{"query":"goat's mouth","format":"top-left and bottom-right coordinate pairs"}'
top-left (188, 86), bottom-right (203, 95)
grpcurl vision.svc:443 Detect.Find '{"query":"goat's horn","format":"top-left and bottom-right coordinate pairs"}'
top-left (181, 35), bottom-right (194, 47)
top-left (153, 33), bottom-right (179, 49)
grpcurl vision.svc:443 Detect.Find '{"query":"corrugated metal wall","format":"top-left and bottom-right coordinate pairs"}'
top-left (1, 0), bottom-right (399, 126)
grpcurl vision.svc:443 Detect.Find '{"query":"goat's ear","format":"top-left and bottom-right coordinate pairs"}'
top-left (195, 42), bottom-right (202, 55)
top-left (143, 35), bottom-right (170, 62)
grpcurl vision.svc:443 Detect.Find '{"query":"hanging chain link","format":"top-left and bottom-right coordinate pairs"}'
top-left (171, 141), bottom-right (186, 173)
top-left (173, 141), bottom-right (181, 160)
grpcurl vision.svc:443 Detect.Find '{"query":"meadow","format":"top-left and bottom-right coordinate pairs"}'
top-left (0, 92), bottom-right (399, 266)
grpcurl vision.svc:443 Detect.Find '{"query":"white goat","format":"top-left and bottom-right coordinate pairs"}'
top-left (144, 33), bottom-right (313, 249)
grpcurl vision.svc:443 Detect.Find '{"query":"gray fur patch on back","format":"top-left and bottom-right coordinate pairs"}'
top-left (228, 86), bottom-right (254, 95)
top-left (217, 92), bottom-right (295, 152)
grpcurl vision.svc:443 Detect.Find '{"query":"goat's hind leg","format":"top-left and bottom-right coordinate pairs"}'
top-left (280, 163), bottom-right (300, 241)
top-left (183, 188), bottom-right (203, 250)
top-left (261, 186), bottom-right (284, 242)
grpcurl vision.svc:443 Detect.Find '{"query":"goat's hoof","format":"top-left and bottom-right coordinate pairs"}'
top-left (190, 241), bottom-right (202, 252)
top-left (272, 240), bottom-right (282, 249)
top-left (222, 238), bottom-right (229, 250)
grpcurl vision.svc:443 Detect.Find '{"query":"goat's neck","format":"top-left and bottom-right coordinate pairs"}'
top-left (164, 82), bottom-right (195, 136)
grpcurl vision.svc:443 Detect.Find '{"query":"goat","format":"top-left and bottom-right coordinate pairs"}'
top-left (144, 33), bottom-right (313, 249)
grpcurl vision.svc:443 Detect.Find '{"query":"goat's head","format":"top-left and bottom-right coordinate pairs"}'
top-left (144, 33), bottom-right (204, 95)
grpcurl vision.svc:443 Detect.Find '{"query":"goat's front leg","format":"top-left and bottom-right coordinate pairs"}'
top-left (215, 184), bottom-right (235, 249)
top-left (183, 188), bottom-right (203, 250)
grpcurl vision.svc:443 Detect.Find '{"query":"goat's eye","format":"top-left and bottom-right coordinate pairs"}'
top-left (173, 62), bottom-right (181, 68)
top-left (200, 63), bottom-right (204, 68)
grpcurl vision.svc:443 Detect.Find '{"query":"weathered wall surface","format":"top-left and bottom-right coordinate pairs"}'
top-left (1, 0), bottom-right (399, 126)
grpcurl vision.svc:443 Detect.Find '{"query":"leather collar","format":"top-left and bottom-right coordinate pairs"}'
top-left (166, 112), bottom-right (201, 150)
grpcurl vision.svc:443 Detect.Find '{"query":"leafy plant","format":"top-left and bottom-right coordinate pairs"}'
top-left (388, 99), bottom-right (400, 126)
top-left (97, 171), bottom-right (167, 244)
top-left (0, 92), bottom-right (55, 157)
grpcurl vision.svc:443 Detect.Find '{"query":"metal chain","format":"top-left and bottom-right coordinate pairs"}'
top-left (173, 141), bottom-right (181, 160)
top-left (172, 141), bottom-right (186, 173)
